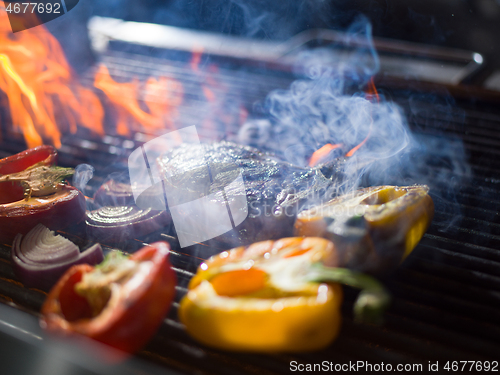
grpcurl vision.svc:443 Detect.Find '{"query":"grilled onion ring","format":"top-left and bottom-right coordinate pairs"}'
top-left (86, 206), bottom-right (171, 243)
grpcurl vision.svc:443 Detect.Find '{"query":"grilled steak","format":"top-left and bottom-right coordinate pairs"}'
top-left (157, 141), bottom-right (342, 249)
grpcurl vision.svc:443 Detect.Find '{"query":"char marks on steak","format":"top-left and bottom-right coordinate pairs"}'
top-left (157, 141), bottom-right (342, 248)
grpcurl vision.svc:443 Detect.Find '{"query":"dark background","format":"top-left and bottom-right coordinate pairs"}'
top-left (43, 0), bottom-right (500, 74)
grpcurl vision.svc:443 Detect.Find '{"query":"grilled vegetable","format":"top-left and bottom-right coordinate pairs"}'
top-left (93, 179), bottom-right (135, 207)
top-left (40, 242), bottom-right (176, 354)
top-left (179, 237), bottom-right (389, 352)
top-left (0, 165), bottom-right (74, 198)
top-left (85, 206), bottom-right (171, 243)
top-left (0, 145), bottom-right (57, 175)
top-left (11, 224), bottom-right (104, 291)
top-left (0, 180), bottom-right (85, 244)
top-left (294, 185), bottom-right (434, 274)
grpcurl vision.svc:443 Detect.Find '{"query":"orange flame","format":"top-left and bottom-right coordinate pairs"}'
top-left (345, 78), bottom-right (378, 157)
top-left (94, 65), bottom-right (183, 136)
top-left (366, 77), bottom-right (379, 102)
top-left (0, 8), bottom-right (104, 148)
top-left (0, 7), bottom-right (186, 147)
top-left (309, 78), bottom-right (380, 164)
top-left (309, 143), bottom-right (342, 167)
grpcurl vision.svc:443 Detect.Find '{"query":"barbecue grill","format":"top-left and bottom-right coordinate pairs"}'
top-left (1, 15), bottom-right (500, 375)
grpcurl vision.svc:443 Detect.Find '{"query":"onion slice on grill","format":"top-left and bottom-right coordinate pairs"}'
top-left (93, 179), bottom-right (135, 207)
top-left (11, 224), bottom-right (104, 291)
top-left (86, 206), bottom-right (171, 243)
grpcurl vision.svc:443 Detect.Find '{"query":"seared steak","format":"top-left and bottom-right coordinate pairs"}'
top-left (157, 141), bottom-right (341, 249)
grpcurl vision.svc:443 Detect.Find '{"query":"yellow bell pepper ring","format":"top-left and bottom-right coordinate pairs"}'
top-left (179, 237), bottom-right (389, 353)
top-left (294, 185), bottom-right (434, 274)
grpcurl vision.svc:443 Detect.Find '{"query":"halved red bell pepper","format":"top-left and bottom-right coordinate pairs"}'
top-left (40, 242), bottom-right (176, 354)
top-left (0, 180), bottom-right (85, 244)
top-left (0, 145), bottom-right (57, 175)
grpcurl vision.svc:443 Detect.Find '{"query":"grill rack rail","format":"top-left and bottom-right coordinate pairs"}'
top-left (0, 47), bottom-right (500, 374)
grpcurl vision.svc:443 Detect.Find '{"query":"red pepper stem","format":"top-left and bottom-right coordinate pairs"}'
top-left (0, 165), bottom-right (74, 197)
top-left (307, 263), bottom-right (390, 325)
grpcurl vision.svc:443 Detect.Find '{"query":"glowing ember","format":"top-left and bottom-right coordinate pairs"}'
top-left (0, 9), bottom-right (104, 148)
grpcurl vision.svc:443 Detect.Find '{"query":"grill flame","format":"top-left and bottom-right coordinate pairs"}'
top-left (0, 9), bottom-right (105, 148)
top-left (0, 9), bottom-right (185, 147)
top-left (94, 65), bottom-right (183, 136)
top-left (309, 78), bottom-right (379, 166)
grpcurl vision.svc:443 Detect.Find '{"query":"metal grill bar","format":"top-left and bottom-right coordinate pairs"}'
top-left (1, 47), bottom-right (500, 374)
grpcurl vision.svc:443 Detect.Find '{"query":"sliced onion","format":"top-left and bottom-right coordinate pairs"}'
top-left (93, 179), bottom-right (135, 207)
top-left (11, 224), bottom-right (104, 291)
top-left (86, 206), bottom-right (171, 243)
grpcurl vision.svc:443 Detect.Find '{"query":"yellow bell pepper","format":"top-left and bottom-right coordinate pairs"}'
top-left (294, 185), bottom-right (434, 274)
top-left (179, 237), bottom-right (389, 353)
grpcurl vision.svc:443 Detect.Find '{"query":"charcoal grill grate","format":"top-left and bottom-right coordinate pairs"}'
top-left (0, 47), bottom-right (500, 373)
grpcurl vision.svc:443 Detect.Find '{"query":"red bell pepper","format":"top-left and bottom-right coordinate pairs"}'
top-left (0, 179), bottom-right (85, 244)
top-left (40, 242), bottom-right (176, 354)
top-left (0, 145), bottom-right (57, 175)
top-left (0, 150), bottom-right (83, 243)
